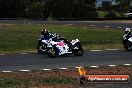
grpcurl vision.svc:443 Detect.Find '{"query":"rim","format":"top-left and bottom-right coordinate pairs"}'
top-left (39, 45), bottom-right (46, 52)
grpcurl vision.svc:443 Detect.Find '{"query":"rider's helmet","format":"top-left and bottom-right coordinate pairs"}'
top-left (125, 28), bottom-right (131, 34)
top-left (41, 28), bottom-right (47, 35)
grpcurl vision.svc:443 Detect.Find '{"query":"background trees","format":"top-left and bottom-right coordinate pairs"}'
top-left (25, 0), bottom-right (45, 18)
top-left (0, 0), bottom-right (132, 19)
top-left (0, 0), bottom-right (45, 18)
top-left (101, 0), bottom-right (113, 12)
top-left (46, 0), bottom-right (98, 20)
top-left (46, 0), bottom-right (73, 19)
top-left (0, 0), bottom-right (26, 18)
top-left (72, 0), bottom-right (98, 20)
top-left (0, 0), bottom-right (98, 20)
top-left (100, 0), bottom-right (117, 18)
top-left (115, 0), bottom-right (132, 17)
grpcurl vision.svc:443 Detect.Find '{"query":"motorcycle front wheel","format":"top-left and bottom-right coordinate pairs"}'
top-left (37, 44), bottom-right (47, 54)
top-left (123, 41), bottom-right (132, 51)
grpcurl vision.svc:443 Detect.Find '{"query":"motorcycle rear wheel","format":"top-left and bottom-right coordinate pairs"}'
top-left (72, 46), bottom-right (84, 56)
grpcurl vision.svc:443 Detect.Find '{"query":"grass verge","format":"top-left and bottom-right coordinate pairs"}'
top-left (0, 24), bottom-right (123, 53)
top-left (0, 65), bottom-right (132, 88)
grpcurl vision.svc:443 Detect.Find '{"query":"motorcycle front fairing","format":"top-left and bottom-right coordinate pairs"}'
top-left (38, 35), bottom-right (50, 44)
top-left (128, 37), bottom-right (132, 42)
top-left (47, 40), bottom-right (72, 56)
top-left (56, 42), bottom-right (72, 55)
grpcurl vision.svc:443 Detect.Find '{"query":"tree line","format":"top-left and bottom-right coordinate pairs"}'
top-left (0, 0), bottom-right (132, 20)
top-left (0, 0), bottom-right (97, 20)
top-left (99, 0), bottom-right (132, 18)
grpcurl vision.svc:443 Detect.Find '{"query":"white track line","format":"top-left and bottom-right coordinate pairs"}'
top-left (42, 69), bottom-right (52, 71)
top-left (89, 25), bottom-right (95, 27)
top-left (1, 64), bottom-right (131, 73)
top-left (90, 50), bottom-right (103, 52)
top-left (58, 68), bottom-right (68, 70)
top-left (2, 71), bottom-right (12, 73)
top-left (117, 27), bottom-right (122, 29)
top-left (20, 53), bottom-right (28, 55)
top-left (89, 66), bottom-right (99, 68)
top-left (19, 70), bottom-right (30, 72)
top-left (106, 49), bottom-right (119, 51)
top-left (124, 64), bottom-right (131, 66)
top-left (75, 67), bottom-right (84, 69)
top-left (108, 65), bottom-right (116, 67)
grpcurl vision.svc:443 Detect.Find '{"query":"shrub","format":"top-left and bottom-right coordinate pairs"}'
top-left (104, 12), bottom-right (117, 18)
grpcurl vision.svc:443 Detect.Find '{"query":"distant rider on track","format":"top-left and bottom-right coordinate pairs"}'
top-left (124, 28), bottom-right (132, 39)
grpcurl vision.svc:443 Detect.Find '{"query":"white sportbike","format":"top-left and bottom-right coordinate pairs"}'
top-left (46, 39), bottom-right (84, 57)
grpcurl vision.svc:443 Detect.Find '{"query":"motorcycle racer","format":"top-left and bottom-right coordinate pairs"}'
top-left (40, 29), bottom-right (73, 52)
top-left (41, 29), bottom-right (71, 47)
top-left (122, 28), bottom-right (132, 51)
top-left (37, 28), bottom-right (84, 57)
top-left (124, 28), bottom-right (132, 39)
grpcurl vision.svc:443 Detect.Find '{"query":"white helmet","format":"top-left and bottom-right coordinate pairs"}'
top-left (125, 28), bottom-right (131, 34)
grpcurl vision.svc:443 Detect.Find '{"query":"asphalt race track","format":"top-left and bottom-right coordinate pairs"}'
top-left (0, 50), bottom-right (132, 71)
top-left (0, 20), bottom-right (132, 29)
top-left (0, 20), bottom-right (132, 88)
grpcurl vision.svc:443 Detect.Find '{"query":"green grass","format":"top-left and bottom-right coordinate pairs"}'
top-left (0, 76), bottom-right (76, 88)
top-left (0, 24), bottom-right (123, 53)
top-left (98, 11), bottom-right (122, 18)
top-left (98, 11), bottom-right (108, 18)
top-left (0, 79), bottom-right (19, 88)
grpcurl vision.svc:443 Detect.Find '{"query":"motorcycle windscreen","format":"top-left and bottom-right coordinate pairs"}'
top-left (42, 36), bottom-right (50, 40)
